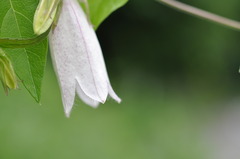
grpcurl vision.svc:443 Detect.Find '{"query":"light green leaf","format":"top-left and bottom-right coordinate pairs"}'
top-left (0, 0), bottom-right (48, 102)
top-left (87, 0), bottom-right (128, 30)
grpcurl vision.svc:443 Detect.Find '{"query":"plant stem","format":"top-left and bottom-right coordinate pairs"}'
top-left (0, 27), bottom-right (50, 48)
top-left (157, 0), bottom-right (240, 31)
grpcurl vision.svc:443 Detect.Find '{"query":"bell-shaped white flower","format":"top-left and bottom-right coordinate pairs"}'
top-left (49, 0), bottom-right (121, 117)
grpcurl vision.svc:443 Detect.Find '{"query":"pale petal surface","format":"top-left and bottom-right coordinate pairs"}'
top-left (49, 0), bottom-right (120, 116)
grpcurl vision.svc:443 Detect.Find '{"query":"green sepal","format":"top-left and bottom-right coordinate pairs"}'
top-left (0, 48), bottom-right (18, 94)
top-left (34, 0), bottom-right (60, 35)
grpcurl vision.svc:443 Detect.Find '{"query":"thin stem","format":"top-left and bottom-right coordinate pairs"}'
top-left (0, 27), bottom-right (51, 48)
top-left (157, 0), bottom-right (240, 31)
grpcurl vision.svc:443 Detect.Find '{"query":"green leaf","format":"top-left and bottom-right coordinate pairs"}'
top-left (0, 0), bottom-right (48, 102)
top-left (87, 0), bottom-right (128, 30)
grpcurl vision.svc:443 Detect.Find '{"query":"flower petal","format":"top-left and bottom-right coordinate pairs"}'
top-left (65, 0), bottom-right (109, 102)
top-left (49, 26), bottom-right (76, 117)
top-left (50, 0), bottom-right (109, 113)
top-left (61, 80), bottom-right (76, 117)
top-left (76, 82), bottom-right (99, 108)
top-left (49, 41), bottom-right (76, 117)
top-left (108, 83), bottom-right (121, 103)
top-left (68, 0), bottom-right (122, 104)
top-left (50, 0), bottom-right (121, 116)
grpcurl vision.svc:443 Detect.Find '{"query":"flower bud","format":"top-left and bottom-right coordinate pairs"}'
top-left (0, 48), bottom-right (18, 94)
top-left (33, 0), bottom-right (59, 35)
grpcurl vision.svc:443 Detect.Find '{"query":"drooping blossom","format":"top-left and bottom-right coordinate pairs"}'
top-left (49, 0), bottom-right (121, 117)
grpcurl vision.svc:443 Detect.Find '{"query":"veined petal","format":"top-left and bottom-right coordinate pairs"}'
top-left (50, 0), bottom-right (108, 112)
top-left (63, 0), bottom-right (109, 102)
top-left (49, 29), bottom-right (76, 116)
top-left (50, 0), bottom-right (121, 115)
top-left (68, 0), bottom-right (121, 104)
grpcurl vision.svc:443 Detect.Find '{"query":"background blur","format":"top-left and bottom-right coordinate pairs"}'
top-left (1, 0), bottom-right (240, 158)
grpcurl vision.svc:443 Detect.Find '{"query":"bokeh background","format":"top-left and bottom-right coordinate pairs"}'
top-left (1, 0), bottom-right (240, 158)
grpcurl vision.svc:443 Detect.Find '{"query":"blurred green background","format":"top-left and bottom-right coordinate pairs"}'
top-left (1, 0), bottom-right (240, 158)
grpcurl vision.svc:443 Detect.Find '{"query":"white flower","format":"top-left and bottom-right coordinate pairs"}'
top-left (49, 0), bottom-right (121, 117)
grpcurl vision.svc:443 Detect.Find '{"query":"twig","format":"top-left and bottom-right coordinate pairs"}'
top-left (157, 0), bottom-right (240, 31)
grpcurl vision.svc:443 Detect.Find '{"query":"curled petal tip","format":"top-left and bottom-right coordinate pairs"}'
top-left (88, 102), bottom-right (100, 108)
top-left (65, 112), bottom-right (71, 118)
top-left (76, 78), bottom-right (108, 104)
top-left (113, 96), bottom-right (122, 104)
top-left (59, 81), bottom-right (75, 118)
top-left (116, 97), bottom-right (122, 104)
top-left (108, 84), bottom-right (121, 103)
top-left (76, 84), bottom-right (100, 108)
top-left (100, 98), bottom-right (106, 104)
top-left (64, 106), bottom-right (72, 118)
